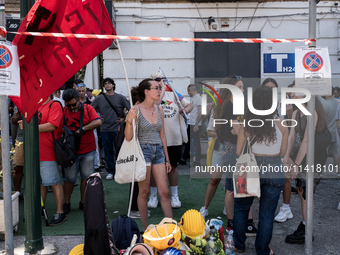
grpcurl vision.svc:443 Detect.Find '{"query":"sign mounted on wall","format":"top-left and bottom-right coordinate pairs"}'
top-left (0, 41), bottom-right (20, 96)
top-left (295, 47), bottom-right (332, 96)
top-left (263, 53), bottom-right (295, 73)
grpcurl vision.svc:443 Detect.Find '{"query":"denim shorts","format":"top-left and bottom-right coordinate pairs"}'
top-left (212, 141), bottom-right (238, 192)
top-left (40, 161), bottom-right (61, 186)
top-left (64, 150), bottom-right (95, 182)
top-left (140, 144), bottom-right (165, 166)
top-left (328, 141), bottom-right (338, 155)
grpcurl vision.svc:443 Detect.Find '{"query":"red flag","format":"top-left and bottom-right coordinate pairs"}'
top-left (10, 0), bottom-right (115, 121)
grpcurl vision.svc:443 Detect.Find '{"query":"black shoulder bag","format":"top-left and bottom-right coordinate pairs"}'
top-left (103, 94), bottom-right (126, 157)
top-left (50, 101), bottom-right (78, 168)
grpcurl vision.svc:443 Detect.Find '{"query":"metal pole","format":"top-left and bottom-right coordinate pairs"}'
top-left (0, 0), bottom-right (15, 254)
top-left (306, 0), bottom-right (317, 254)
top-left (20, 0), bottom-right (44, 254)
top-left (0, 96), bottom-right (14, 255)
top-left (23, 116), bottom-right (43, 254)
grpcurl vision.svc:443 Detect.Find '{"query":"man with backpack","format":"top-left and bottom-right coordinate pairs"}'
top-left (91, 78), bottom-right (131, 180)
top-left (62, 89), bottom-right (102, 214)
top-left (19, 95), bottom-right (66, 226)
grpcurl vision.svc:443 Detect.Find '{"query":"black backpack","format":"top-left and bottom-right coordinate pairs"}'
top-left (50, 101), bottom-right (78, 168)
top-left (111, 215), bottom-right (140, 250)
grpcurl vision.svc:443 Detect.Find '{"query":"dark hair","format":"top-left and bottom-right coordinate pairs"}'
top-left (214, 76), bottom-right (242, 129)
top-left (333, 86), bottom-right (340, 95)
top-left (187, 84), bottom-right (197, 91)
top-left (63, 88), bottom-right (80, 102)
top-left (103, 77), bottom-right (116, 91)
top-left (261, 78), bottom-right (278, 88)
top-left (314, 97), bottom-right (328, 133)
top-left (131, 79), bottom-right (153, 103)
top-left (74, 79), bottom-right (83, 85)
top-left (244, 86), bottom-right (277, 145)
top-left (288, 80), bottom-right (295, 88)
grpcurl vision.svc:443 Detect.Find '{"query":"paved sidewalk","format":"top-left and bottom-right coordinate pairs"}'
top-left (1, 157), bottom-right (340, 254)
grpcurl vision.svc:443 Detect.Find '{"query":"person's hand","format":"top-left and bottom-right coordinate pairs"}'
top-left (194, 125), bottom-right (199, 132)
top-left (126, 106), bottom-right (138, 124)
top-left (284, 163), bottom-right (292, 178)
top-left (18, 120), bottom-right (23, 130)
top-left (290, 164), bottom-right (299, 180)
top-left (117, 117), bottom-right (124, 124)
top-left (165, 162), bottom-right (172, 173)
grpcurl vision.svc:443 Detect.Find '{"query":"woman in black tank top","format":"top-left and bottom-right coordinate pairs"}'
top-left (283, 89), bottom-right (329, 244)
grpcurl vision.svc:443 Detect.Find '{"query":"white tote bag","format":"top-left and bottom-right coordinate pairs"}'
top-left (233, 138), bottom-right (261, 198)
top-left (115, 111), bottom-right (146, 184)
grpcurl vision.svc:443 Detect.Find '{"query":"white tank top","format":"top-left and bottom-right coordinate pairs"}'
top-left (251, 123), bottom-right (283, 155)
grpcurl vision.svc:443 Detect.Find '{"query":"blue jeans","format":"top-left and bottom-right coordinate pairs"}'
top-left (233, 155), bottom-right (284, 255)
top-left (64, 150), bottom-right (95, 182)
top-left (101, 131), bottom-right (118, 175)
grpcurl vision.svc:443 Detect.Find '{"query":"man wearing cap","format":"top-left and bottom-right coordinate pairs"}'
top-left (91, 78), bottom-right (131, 180)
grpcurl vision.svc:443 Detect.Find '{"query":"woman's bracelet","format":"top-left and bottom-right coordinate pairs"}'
top-left (294, 162), bottom-right (299, 167)
top-left (166, 160), bottom-right (170, 164)
top-left (125, 119), bottom-right (132, 125)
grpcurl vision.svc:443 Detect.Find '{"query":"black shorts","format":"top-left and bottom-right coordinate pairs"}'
top-left (167, 145), bottom-right (182, 167)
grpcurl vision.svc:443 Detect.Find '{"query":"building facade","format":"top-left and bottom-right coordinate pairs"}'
top-left (105, 1), bottom-right (339, 95)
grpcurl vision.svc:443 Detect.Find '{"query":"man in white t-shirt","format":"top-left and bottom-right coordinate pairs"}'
top-left (188, 84), bottom-right (202, 165)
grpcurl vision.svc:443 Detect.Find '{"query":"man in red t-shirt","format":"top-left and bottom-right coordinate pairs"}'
top-left (62, 89), bottom-right (102, 214)
top-left (37, 95), bottom-right (66, 226)
top-left (19, 96), bottom-right (66, 226)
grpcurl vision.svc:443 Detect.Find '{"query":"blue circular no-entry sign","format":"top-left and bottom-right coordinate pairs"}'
top-left (303, 52), bottom-right (323, 72)
top-left (0, 45), bottom-right (12, 69)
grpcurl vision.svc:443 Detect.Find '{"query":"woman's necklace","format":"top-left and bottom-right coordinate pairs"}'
top-left (143, 105), bottom-right (155, 115)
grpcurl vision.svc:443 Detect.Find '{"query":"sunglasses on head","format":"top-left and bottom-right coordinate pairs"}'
top-left (154, 77), bottom-right (166, 82)
top-left (66, 102), bottom-right (78, 108)
top-left (234, 76), bottom-right (242, 80)
top-left (77, 83), bottom-right (85, 87)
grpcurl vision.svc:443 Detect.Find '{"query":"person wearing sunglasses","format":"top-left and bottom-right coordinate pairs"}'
top-left (145, 71), bottom-right (192, 210)
top-left (91, 77), bottom-right (131, 180)
top-left (125, 78), bottom-right (172, 231)
top-left (76, 83), bottom-right (92, 105)
top-left (62, 89), bottom-right (102, 214)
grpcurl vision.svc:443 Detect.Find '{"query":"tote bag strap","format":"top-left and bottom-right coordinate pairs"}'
top-left (241, 137), bottom-right (255, 156)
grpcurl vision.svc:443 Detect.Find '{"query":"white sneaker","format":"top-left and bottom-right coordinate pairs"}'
top-left (171, 194), bottom-right (181, 208)
top-left (147, 195), bottom-right (158, 208)
top-left (223, 207), bottom-right (227, 216)
top-left (200, 206), bottom-right (209, 218)
top-left (338, 202), bottom-right (340, 211)
top-left (130, 211), bottom-right (151, 219)
top-left (274, 206), bottom-right (293, 223)
top-left (106, 173), bottom-right (114, 180)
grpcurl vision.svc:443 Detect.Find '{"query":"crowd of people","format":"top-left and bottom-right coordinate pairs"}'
top-left (8, 75), bottom-right (340, 254)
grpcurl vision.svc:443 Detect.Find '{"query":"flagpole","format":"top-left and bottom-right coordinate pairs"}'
top-left (116, 40), bottom-right (135, 217)
top-left (21, 1), bottom-right (44, 254)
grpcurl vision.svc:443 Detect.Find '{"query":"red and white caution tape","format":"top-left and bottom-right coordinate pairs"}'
top-left (7, 30), bottom-right (314, 44)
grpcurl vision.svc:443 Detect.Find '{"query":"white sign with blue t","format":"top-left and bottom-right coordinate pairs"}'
top-left (263, 53), bottom-right (295, 73)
